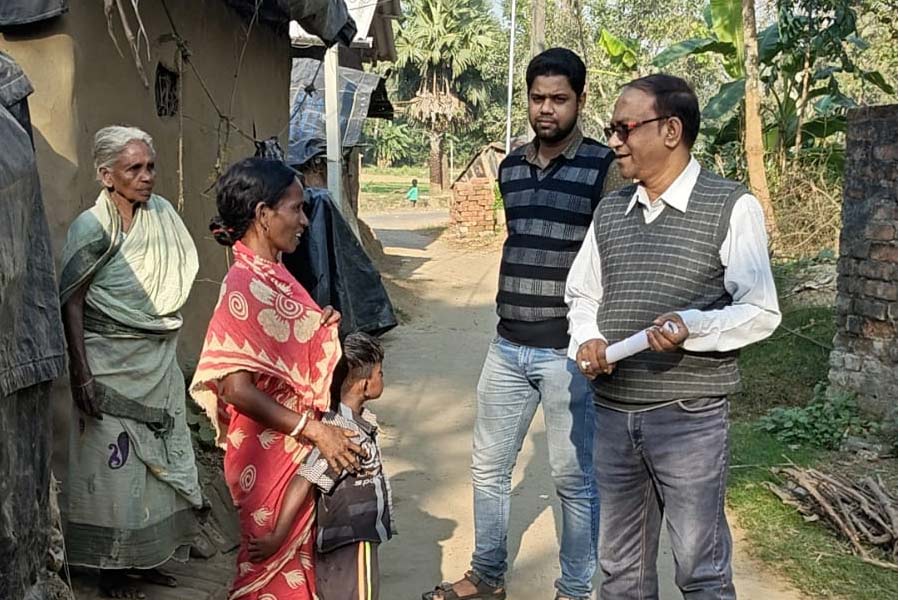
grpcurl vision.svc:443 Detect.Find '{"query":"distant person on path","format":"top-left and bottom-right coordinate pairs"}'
top-left (566, 74), bottom-right (781, 600)
top-left (407, 178), bottom-right (419, 207)
top-left (424, 47), bottom-right (619, 600)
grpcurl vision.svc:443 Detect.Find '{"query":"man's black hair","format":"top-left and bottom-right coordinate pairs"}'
top-left (526, 47), bottom-right (587, 96)
top-left (624, 74), bottom-right (701, 149)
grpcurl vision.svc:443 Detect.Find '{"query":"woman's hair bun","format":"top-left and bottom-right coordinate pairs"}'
top-left (209, 215), bottom-right (235, 247)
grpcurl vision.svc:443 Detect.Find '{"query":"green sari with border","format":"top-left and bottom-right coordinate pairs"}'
top-left (60, 189), bottom-right (203, 569)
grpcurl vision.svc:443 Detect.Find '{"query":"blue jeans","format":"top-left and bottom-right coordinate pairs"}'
top-left (470, 336), bottom-right (599, 599)
top-left (594, 400), bottom-right (735, 600)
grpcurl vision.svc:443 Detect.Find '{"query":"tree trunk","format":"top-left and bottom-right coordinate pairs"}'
top-left (741, 0), bottom-right (777, 242)
top-left (530, 0), bottom-right (546, 58)
top-left (527, 0), bottom-right (546, 140)
top-left (428, 130), bottom-right (444, 192)
top-left (792, 48), bottom-right (812, 157)
top-left (441, 149), bottom-right (450, 191)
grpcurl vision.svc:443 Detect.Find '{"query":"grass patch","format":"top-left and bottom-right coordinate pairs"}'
top-left (729, 277), bottom-right (897, 598)
top-left (363, 164), bottom-right (429, 177)
top-left (358, 169), bottom-right (452, 212)
top-left (728, 424), bottom-right (898, 600)
top-left (360, 180), bottom-right (432, 195)
top-left (733, 306), bottom-right (835, 419)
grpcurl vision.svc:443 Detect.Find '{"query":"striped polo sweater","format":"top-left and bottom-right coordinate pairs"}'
top-left (592, 168), bottom-right (746, 409)
top-left (496, 136), bottom-right (615, 348)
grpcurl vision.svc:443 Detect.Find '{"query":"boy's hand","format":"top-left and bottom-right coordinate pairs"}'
top-left (320, 306), bottom-right (341, 327)
top-left (248, 533), bottom-right (278, 563)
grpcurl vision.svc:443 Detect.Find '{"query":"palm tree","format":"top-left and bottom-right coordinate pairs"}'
top-left (395, 0), bottom-right (499, 191)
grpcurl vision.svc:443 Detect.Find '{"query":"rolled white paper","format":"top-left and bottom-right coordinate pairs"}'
top-left (605, 321), bottom-right (678, 364)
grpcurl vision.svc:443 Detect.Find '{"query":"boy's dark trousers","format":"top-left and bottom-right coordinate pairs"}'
top-left (316, 541), bottom-right (380, 600)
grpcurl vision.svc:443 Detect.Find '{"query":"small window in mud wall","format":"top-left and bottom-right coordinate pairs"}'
top-left (155, 63), bottom-right (179, 117)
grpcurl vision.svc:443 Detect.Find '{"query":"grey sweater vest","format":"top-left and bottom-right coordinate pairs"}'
top-left (592, 168), bottom-right (746, 409)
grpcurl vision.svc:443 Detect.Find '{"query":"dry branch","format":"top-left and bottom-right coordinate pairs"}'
top-left (767, 466), bottom-right (898, 570)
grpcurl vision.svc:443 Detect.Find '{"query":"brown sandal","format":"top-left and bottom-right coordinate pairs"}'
top-left (422, 570), bottom-right (506, 600)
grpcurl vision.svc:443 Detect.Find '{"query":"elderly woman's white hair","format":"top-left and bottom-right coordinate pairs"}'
top-left (93, 125), bottom-right (156, 179)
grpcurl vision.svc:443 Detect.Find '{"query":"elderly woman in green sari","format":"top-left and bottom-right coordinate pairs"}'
top-left (60, 125), bottom-right (202, 599)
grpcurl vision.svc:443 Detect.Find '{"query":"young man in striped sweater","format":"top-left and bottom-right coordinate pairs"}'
top-left (566, 74), bottom-right (781, 599)
top-left (425, 48), bottom-right (618, 600)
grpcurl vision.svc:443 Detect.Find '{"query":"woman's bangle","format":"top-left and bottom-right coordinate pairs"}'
top-left (76, 377), bottom-right (94, 389)
top-left (289, 410), bottom-right (311, 438)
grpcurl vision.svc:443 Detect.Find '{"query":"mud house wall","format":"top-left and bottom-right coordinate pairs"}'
top-left (1, 1), bottom-right (290, 361)
top-left (1, 1), bottom-right (290, 477)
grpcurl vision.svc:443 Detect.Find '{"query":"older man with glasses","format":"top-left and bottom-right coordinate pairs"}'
top-left (565, 74), bottom-right (782, 599)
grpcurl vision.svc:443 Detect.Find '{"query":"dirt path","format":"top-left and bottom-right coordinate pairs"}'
top-left (367, 210), bottom-right (806, 600)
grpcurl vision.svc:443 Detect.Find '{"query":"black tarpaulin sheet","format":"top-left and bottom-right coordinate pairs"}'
top-left (283, 188), bottom-right (396, 339)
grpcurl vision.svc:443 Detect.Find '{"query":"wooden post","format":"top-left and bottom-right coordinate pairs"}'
top-left (324, 45), bottom-right (343, 207)
top-left (324, 45), bottom-right (360, 238)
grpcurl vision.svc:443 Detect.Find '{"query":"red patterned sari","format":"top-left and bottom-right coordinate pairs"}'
top-left (191, 241), bottom-right (340, 599)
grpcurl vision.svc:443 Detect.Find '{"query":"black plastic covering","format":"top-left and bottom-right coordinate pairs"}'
top-left (283, 187), bottom-right (397, 339)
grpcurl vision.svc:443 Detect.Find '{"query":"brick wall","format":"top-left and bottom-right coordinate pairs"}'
top-left (828, 105), bottom-right (898, 418)
top-left (450, 177), bottom-right (497, 238)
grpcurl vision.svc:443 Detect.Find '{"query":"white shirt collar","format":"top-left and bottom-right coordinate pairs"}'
top-left (625, 156), bottom-right (701, 216)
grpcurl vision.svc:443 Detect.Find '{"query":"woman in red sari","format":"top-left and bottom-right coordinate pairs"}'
top-left (191, 158), bottom-right (363, 599)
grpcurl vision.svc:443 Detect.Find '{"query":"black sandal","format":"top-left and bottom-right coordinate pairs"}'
top-left (422, 570), bottom-right (506, 600)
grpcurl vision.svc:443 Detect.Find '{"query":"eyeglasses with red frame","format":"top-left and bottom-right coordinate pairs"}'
top-left (603, 115), bottom-right (673, 143)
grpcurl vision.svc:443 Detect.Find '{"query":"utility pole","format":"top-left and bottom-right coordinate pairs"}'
top-left (324, 45), bottom-right (360, 238)
top-left (530, 0), bottom-right (545, 58)
top-left (324, 45), bottom-right (343, 208)
top-left (504, 0), bottom-right (518, 154)
top-left (527, 0), bottom-right (545, 141)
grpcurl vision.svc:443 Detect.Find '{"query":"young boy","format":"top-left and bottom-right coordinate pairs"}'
top-left (406, 178), bottom-right (419, 207)
top-left (249, 332), bottom-right (394, 600)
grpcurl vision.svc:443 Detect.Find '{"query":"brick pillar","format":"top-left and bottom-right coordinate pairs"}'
top-left (450, 177), bottom-right (497, 238)
top-left (828, 105), bottom-right (898, 419)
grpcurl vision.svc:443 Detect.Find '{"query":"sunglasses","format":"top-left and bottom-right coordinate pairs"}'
top-left (603, 115), bottom-right (673, 143)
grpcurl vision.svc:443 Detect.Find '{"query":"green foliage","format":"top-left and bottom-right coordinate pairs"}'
top-left (392, 0), bottom-right (503, 184)
top-left (844, 0), bottom-right (898, 106)
top-left (757, 384), bottom-right (874, 449)
top-left (655, 0), bottom-right (896, 157)
top-left (186, 398), bottom-right (217, 449)
top-left (492, 181), bottom-right (503, 210)
top-left (651, 38), bottom-right (734, 69)
top-left (733, 304), bottom-right (835, 418)
top-left (598, 29), bottom-right (639, 72)
top-left (369, 121), bottom-right (416, 167)
top-left (708, 0), bottom-right (744, 73)
top-left (702, 78), bottom-right (746, 119)
top-left (363, 164), bottom-right (430, 177)
top-left (395, 0), bottom-right (500, 131)
top-left (654, 0), bottom-right (744, 78)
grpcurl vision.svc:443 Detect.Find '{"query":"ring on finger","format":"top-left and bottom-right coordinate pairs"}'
top-left (579, 360), bottom-right (591, 371)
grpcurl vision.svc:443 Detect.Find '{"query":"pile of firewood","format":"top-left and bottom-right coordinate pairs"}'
top-left (763, 466), bottom-right (898, 570)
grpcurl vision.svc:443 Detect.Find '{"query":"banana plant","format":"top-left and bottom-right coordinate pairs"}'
top-left (394, 0), bottom-right (500, 190)
top-left (652, 1), bottom-right (769, 122)
top-left (653, 0), bottom-right (894, 155)
top-left (598, 29), bottom-right (641, 74)
top-left (371, 121), bottom-right (416, 168)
